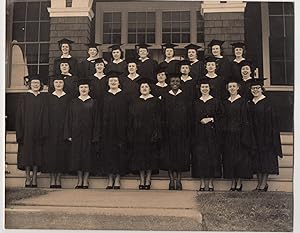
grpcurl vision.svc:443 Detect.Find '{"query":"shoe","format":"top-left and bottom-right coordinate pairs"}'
top-left (82, 186), bottom-right (89, 189)
top-left (75, 185), bottom-right (83, 189)
top-left (106, 186), bottom-right (113, 189)
top-left (208, 187), bottom-right (214, 192)
top-left (113, 186), bottom-right (120, 189)
top-left (259, 184), bottom-right (268, 192)
top-left (229, 187), bottom-right (236, 191)
top-left (169, 182), bottom-right (175, 190)
top-left (139, 185), bottom-right (145, 190)
top-left (56, 185), bottom-right (62, 189)
top-left (144, 185), bottom-right (151, 190)
top-left (50, 185), bottom-right (56, 188)
top-left (199, 187), bottom-right (205, 191)
top-left (31, 184), bottom-right (38, 188)
top-left (176, 182), bottom-right (182, 190)
top-left (25, 184), bottom-right (31, 188)
top-left (236, 184), bottom-right (243, 192)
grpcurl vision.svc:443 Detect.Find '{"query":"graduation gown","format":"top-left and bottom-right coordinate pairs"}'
top-left (230, 59), bottom-right (244, 82)
top-left (180, 77), bottom-right (197, 102)
top-left (191, 97), bottom-right (223, 178)
top-left (159, 59), bottom-right (180, 76)
top-left (128, 96), bottom-right (161, 171)
top-left (222, 97), bottom-right (253, 179)
top-left (104, 60), bottom-right (128, 77)
top-left (203, 75), bottom-right (227, 101)
top-left (48, 74), bottom-right (78, 98)
top-left (239, 78), bottom-right (253, 101)
top-left (160, 90), bottom-right (191, 171)
top-left (137, 58), bottom-right (158, 83)
top-left (89, 74), bottom-right (108, 101)
top-left (64, 97), bottom-right (99, 171)
top-left (79, 59), bottom-right (97, 79)
top-left (190, 60), bottom-right (204, 81)
top-left (54, 56), bottom-right (78, 76)
top-left (16, 92), bottom-right (48, 170)
top-left (247, 97), bottom-right (282, 174)
top-left (99, 90), bottom-right (130, 175)
top-left (152, 84), bottom-right (170, 98)
top-left (42, 93), bottom-right (72, 173)
top-left (215, 56), bottom-right (231, 81)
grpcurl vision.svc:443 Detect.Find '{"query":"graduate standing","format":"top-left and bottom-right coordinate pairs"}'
top-left (64, 79), bottom-right (99, 189)
top-left (159, 43), bottom-right (180, 75)
top-left (152, 65), bottom-right (170, 98)
top-left (53, 38), bottom-right (78, 76)
top-left (239, 60), bottom-right (255, 101)
top-left (43, 76), bottom-right (72, 188)
top-left (247, 78), bottom-right (282, 191)
top-left (184, 43), bottom-right (204, 81)
top-left (16, 74), bottom-right (48, 188)
top-left (230, 42), bottom-right (246, 82)
top-left (104, 44), bottom-right (128, 77)
top-left (179, 60), bottom-right (197, 102)
top-left (79, 42), bottom-right (102, 78)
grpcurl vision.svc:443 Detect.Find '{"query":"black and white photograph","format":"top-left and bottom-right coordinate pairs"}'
top-left (3, 0), bottom-right (296, 232)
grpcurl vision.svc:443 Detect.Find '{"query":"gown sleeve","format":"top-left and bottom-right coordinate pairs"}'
top-left (15, 95), bottom-right (25, 144)
top-left (63, 101), bottom-right (73, 140)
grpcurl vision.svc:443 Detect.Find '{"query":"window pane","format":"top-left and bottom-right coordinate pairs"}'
top-left (147, 12), bottom-right (155, 22)
top-left (181, 12), bottom-right (190, 21)
top-left (284, 2), bottom-right (294, 15)
top-left (137, 34), bottom-right (145, 43)
top-left (103, 23), bottom-right (111, 33)
top-left (269, 3), bottom-right (283, 15)
top-left (181, 33), bottom-right (190, 43)
top-left (172, 22), bottom-right (180, 32)
top-left (147, 24), bottom-right (155, 33)
top-left (172, 33), bottom-right (180, 43)
top-left (112, 23), bottom-right (121, 33)
top-left (162, 22), bottom-right (171, 32)
top-left (269, 16), bottom-right (284, 37)
top-left (136, 12), bottom-right (146, 22)
top-left (182, 22), bottom-right (190, 32)
top-left (128, 12), bottom-right (136, 22)
top-left (286, 60), bottom-right (294, 85)
top-left (25, 22), bottom-right (39, 42)
top-left (12, 22), bottom-right (25, 42)
top-left (39, 65), bottom-right (49, 83)
top-left (147, 34), bottom-right (155, 43)
top-left (103, 34), bottom-right (111, 44)
top-left (269, 37), bottom-right (284, 59)
top-left (40, 44), bottom-right (49, 63)
top-left (128, 34), bottom-right (136, 43)
top-left (285, 36), bottom-right (294, 60)
top-left (128, 23), bottom-right (136, 33)
top-left (197, 33), bottom-right (204, 43)
top-left (27, 2), bottom-right (40, 21)
top-left (13, 2), bottom-right (26, 21)
top-left (285, 16), bottom-right (294, 38)
top-left (103, 13), bottom-right (112, 22)
top-left (27, 65), bottom-right (38, 75)
top-left (162, 34), bottom-right (171, 43)
top-left (137, 23), bottom-right (146, 33)
top-left (172, 12), bottom-right (180, 20)
top-left (113, 13), bottom-right (121, 22)
top-left (112, 34), bottom-right (121, 44)
top-left (40, 22), bottom-right (50, 41)
top-left (162, 12), bottom-right (171, 21)
top-left (270, 61), bottom-right (285, 85)
top-left (40, 2), bottom-right (50, 20)
top-left (26, 44), bottom-right (39, 63)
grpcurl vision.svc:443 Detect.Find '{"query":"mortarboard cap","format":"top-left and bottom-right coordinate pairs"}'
top-left (94, 57), bottom-right (106, 64)
top-left (59, 58), bottom-right (71, 64)
top-left (167, 72), bottom-right (181, 79)
top-left (205, 56), bottom-right (217, 63)
top-left (108, 44), bottom-right (123, 50)
top-left (208, 39), bottom-right (225, 47)
top-left (85, 42), bottom-right (101, 48)
top-left (105, 70), bottom-right (123, 78)
top-left (77, 78), bottom-right (92, 86)
top-left (179, 60), bottom-right (191, 67)
top-left (156, 64), bottom-right (167, 74)
top-left (57, 38), bottom-right (74, 45)
top-left (248, 77), bottom-right (267, 87)
top-left (184, 43), bottom-right (202, 51)
top-left (197, 77), bottom-right (211, 86)
top-left (135, 43), bottom-right (151, 50)
top-left (231, 42), bottom-right (245, 49)
top-left (26, 74), bottom-right (43, 82)
top-left (53, 74), bottom-right (65, 81)
top-left (161, 43), bottom-right (178, 50)
top-left (126, 57), bottom-right (138, 64)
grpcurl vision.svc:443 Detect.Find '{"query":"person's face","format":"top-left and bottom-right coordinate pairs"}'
top-left (241, 65), bottom-right (251, 77)
top-left (60, 63), bottom-right (70, 73)
top-left (180, 65), bottom-right (190, 75)
top-left (188, 49), bottom-right (197, 60)
top-left (112, 49), bottom-right (121, 60)
top-left (251, 85), bottom-right (263, 97)
top-left (30, 80), bottom-right (41, 91)
top-left (95, 62), bottom-right (105, 73)
top-left (128, 63), bottom-right (137, 74)
top-left (227, 82), bottom-right (239, 95)
top-left (234, 47), bottom-right (243, 57)
top-left (138, 48), bottom-right (149, 59)
top-left (211, 45), bottom-right (221, 57)
top-left (200, 84), bottom-right (210, 95)
top-left (108, 77), bottom-right (119, 89)
top-left (53, 80), bottom-right (64, 91)
top-left (170, 77), bottom-right (181, 91)
top-left (88, 47), bottom-right (98, 58)
top-left (165, 48), bottom-right (174, 58)
top-left (79, 84), bottom-right (90, 95)
top-left (61, 43), bottom-right (70, 54)
top-left (206, 62), bottom-right (216, 72)
top-left (140, 83), bottom-right (151, 95)
top-left (157, 72), bottom-right (167, 83)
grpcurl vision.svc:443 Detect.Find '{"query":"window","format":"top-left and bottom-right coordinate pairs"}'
top-left (196, 11), bottom-right (204, 43)
top-left (12, 1), bottom-right (50, 79)
top-left (268, 2), bottom-right (294, 85)
top-left (162, 11), bottom-right (190, 43)
top-left (128, 12), bottom-right (155, 44)
top-left (103, 12), bottom-right (121, 44)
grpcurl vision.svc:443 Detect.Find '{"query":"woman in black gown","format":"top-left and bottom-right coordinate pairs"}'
top-left (192, 78), bottom-right (223, 191)
top-left (79, 42), bottom-right (102, 78)
top-left (222, 80), bottom-right (253, 191)
top-left (230, 42), bottom-right (246, 82)
top-left (160, 74), bottom-right (191, 191)
top-left (43, 76), bottom-right (71, 188)
top-left (64, 79), bottom-right (99, 189)
top-left (159, 43), bottom-right (180, 76)
top-left (128, 82), bottom-right (161, 190)
top-left (239, 60), bottom-right (255, 101)
top-left (100, 72), bottom-right (130, 189)
top-left (152, 64), bottom-right (169, 98)
top-left (179, 60), bottom-right (197, 102)
top-left (104, 44), bottom-right (128, 77)
top-left (247, 78), bottom-right (282, 191)
top-left (184, 43), bottom-right (204, 81)
top-left (53, 38), bottom-right (78, 76)
top-left (16, 74), bottom-right (48, 188)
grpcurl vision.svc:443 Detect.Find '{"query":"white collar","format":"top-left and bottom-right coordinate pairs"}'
top-left (181, 76), bottom-right (192, 82)
top-left (252, 95), bottom-right (266, 104)
top-left (169, 89), bottom-right (182, 96)
top-left (206, 73), bottom-right (218, 79)
top-left (228, 94), bottom-right (241, 103)
top-left (242, 76), bottom-right (252, 82)
top-left (28, 90), bottom-right (40, 96)
top-left (127, 73), bottom-right (140, 80)
top-left (112, 59), bottom-right (123, 64)
top-left (87, 57), bottom-right (98, 62)
top-left (139, 94), bottom-right (154, 100)
top-left (215, 55), bottom-right (223, 59)
top-left (78, 95), bottom-right (91, 101)
top-left (94, 73), bottom-right (106, 79)
top-left (52, 91), bottom-right (66, 98)
top-left (190, 59), bottom-right (199, 65)
top-left (156, 82), bottom-right (168, 88)
top-left (139, 57), bottom-right (149, 62)
top-left (61, 73), bottom-right (72, 77)
top-left (200, 95), bottom-right (213, 102)
top-left (164, 57), bottom-right (176, 63)
top-left (233, 57), bottom-right (245, 63)
top-left (61, 54), bottom-right (72, 58)
top-left (108, 88), bottom-right (122, 95)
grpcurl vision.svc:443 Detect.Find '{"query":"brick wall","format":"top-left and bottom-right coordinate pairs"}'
top-left (48, 17), bottom-right (91, 75)
top-left (203, 12), bottom-right (244, 58)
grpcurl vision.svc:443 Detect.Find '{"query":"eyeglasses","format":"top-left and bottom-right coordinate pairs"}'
top-left (251, 86), bottom-right (261, 90)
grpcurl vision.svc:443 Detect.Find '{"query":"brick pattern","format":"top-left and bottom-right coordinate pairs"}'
top-left (203, 12), bottom-right (245, 58)
top-left (48, 17), bottom-right (91, 76)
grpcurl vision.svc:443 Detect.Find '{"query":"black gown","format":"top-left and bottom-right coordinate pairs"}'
top-left (247, 97), bottom-right (282, 174)
top-left (16, 92), bottom-right (48, 170)
top-left (152, 84), bottom-right (170, 98)
top-left (64, 97), bottom-right (99, 172)
top-left (48, 74), bottom-right (78, 98)
top-left (192, 97), bottom-right (223, 178)
top-left (42, 93), bottom-right (72, 173)
top-left (230, 59), bottom-right (244, 82)
top-left (79, 59), bottom-right (97, 79)
top-left (53, 56), bottom-right (78, 76)
top-left (128, 97), bottom-right (161, 171)
top-left (160, 90), bottom-right (191, 172)
top-left (137, 58), bottom-right (158, 83)
top-left (239, 78), bottom-right (253, 101)
top-left (180, 77), bottom-right (197, 102)
top-left (159, 59), bottom-right (180, 75)
top-left (99, 90), bottom-right (130, 175)
top-left (215, 56), bottom-right (231, 81)
top-left (89, 74), bottom-right (108, 101)
top-left (203, 75), bottom-right (227, 101)
top-left (190, 60), bottom-right (204, 81)
top-left (104, 60), bottom-right (128, 77)
top-left (222, 97), bottom-right (253, 179)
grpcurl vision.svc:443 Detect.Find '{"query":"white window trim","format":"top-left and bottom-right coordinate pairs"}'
top-left (261, 2), bottom-right (293, 92)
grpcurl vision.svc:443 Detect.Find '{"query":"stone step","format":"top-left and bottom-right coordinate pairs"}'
top-left (5, 175), bottom-right (292, 192)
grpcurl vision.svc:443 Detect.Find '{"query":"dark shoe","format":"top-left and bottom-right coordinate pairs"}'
top-left (259, 184), bottom-right (268, 192)
top-left (139, 185), bottom-right (145, 190)
top-left (176, 182), bottom-right (182, 190)
top-left (31, 184), bottom-right (38, 188)
top-left (208, 187), bottom-right (214, 192)
top-left (113, 186), bottom-right (120, 189)
top-left (56, 185), bottom-right (62, 189)
top-left (25, 184), bottom-right (31, 188)
top-left (50, 185), bottom-right (56, 189)
top-left (169, 183), bottom-right (175, 190)
top-left (144, 185), bottom-right (151, 190)
top-left (199, 187), bottom-right (205, 192)
top-left (236, 184), bottom-right (243, 192)
top-left (82, 185), bottom-right (89, 189)
top-left (229, 187), bottom-right (236, 191)
top-left (106, 186), bottom-right (113, 189)
top-left (75, 185), bottom-right (83, 189)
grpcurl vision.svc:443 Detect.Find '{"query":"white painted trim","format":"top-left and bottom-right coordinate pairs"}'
top-left (48, 7), bottom-right (94, 21)
top-left (265, 86), bottom-right (294, 92)
top-left (201, 2), bottom-right (246, 14)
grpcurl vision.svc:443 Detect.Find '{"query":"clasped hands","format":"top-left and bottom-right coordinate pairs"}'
top-left (200, 117), bottom-right (214, 124)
